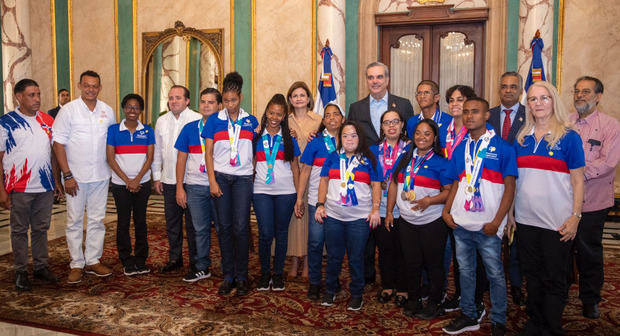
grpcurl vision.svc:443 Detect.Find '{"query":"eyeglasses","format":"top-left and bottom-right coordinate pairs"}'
top-left (124, 105), bottom-right (141, 111)
top-left (526, 95), bottom-right (552, 104)
top-left (381, 119), bottom-right (402, 126)
top-left (416, 90), bottom-right (435, 96)
top-left (573, 89), bottom-right (593, 96)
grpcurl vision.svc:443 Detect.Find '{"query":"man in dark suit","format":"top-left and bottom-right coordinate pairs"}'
top-left (47, 89), bottom-right (70, 119)
top-left (348, 62), bottom-right (414, 145)
top-left (347, 62), bottom-right (414, 288)
top-left (489, 71), bottom-right (526, 306)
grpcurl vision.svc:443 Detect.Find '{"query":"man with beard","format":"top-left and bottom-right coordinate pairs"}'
top-left (569, 76), bottom-right (620, 319)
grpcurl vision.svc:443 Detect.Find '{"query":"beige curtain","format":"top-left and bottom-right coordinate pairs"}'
top-left (390, 35), bottom-right (423, 109)
top-left (439, 32), bottom-right (474, 112)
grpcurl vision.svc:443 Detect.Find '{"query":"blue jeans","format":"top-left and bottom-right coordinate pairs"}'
top-left (324, 217), bottom-right (370, 297)
top-left (306, 205), bottom-right (324, 285)
top-left (213, 172), bottom-right (253, 281)
top-left (253, 193), bottom-right (296, 275)
top-left (454, 226), bottom-right (507, 325)
top-left (185, 184), bottom-right (217, 271)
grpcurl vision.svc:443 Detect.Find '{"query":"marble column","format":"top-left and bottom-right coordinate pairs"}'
top-left (517, 0), bottom-right (554, 89)
top-left (317, 0), bottom-right (346, 108)
top-left (1, 0), bottom-right (32, 112)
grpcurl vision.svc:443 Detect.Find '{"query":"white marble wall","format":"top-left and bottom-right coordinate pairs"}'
top-left (378, 0), bottom-right (487, 12)
top-left (1, 0), bottom-right (32, 112)
top-left (517, 0), bottom-right (554, 89)
top-left (317, 0), bottom-right (346, 108)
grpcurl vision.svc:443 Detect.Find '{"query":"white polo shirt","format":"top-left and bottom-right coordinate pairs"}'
top-left (152, 107), bottom-right (201, 184)
top-left (52, 97), bottom-right (116, 183)
top-left (253, 129), bottom-right (301, 195)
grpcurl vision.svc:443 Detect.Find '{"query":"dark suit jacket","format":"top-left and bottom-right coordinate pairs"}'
top-left (489, 103), bottom-right (526, 144)
top-left (347, 93), bottom-right (414, 145)
top-left (47, 106), bottom-right (61, 119)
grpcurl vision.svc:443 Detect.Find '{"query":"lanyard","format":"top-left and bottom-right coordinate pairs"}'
top-left (227, 111), bottom-right (243, 166)
top-left (339, 151), bottom-right (359, 206)
top-left (198, 119), bottom-right (207, 173)
top-left (419, 107), bottom-right (443, 126)
top-left (262, 133), bottom-right (281, 184)
top-left (463, 129), bottom-right (493, 212)
top-left (401, 149), bottom-right (433, 202)
top-left (445, 119), bottom-right (468, 159)
top-left (322, 129), bottom-right (336, 153)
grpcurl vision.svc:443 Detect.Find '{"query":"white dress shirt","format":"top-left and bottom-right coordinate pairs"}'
top-left (152, 107), bottom-right (201, 184)
top-left (52, 97), bottom-right (116, 183)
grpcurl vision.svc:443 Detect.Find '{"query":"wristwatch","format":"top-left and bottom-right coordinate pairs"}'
top-left (571, 212), bottom-right (582, 218)
top-left (315, 202), bottom-right (324, 208)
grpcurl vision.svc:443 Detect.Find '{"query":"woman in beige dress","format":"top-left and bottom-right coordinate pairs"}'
top-left (285, 81), bottom-right (322, 280)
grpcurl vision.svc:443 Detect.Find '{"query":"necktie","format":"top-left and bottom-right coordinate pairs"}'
top-left (502, 109), bottom-right (512, 140)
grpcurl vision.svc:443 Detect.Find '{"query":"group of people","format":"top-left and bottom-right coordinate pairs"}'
top-left (2, 62), bottom-right (619, 336)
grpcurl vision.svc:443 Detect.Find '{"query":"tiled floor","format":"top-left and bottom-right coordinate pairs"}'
top-left (0, 322), bottom-right (75, 336)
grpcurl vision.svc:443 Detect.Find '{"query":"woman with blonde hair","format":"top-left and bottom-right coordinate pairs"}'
top-left (513, 81), bottom-right (585, 335)
top-left (285, 81), bottom-right (322, 280)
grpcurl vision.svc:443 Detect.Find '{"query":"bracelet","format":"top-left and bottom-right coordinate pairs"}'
top-left (571, 212), bottom-right (582, 219)
top-left (62, 172), bottom-right (74, 181)
top-left (315, 202), bottom-right (324, 208)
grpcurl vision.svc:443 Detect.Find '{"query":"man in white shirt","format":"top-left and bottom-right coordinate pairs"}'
top-left (152, 85), bottom-right (201, 273)
top-left (53, 70), bottom-right (116, 284)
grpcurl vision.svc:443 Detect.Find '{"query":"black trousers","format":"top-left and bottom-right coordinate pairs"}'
top-left (163, 183), bottom-right (196, 266)
top-left (518, 223), bottom-right (573, 336)
top-left (399, 217), bottom-right (448, 303)
top-left (572, 208), bottom-right (608, 305)
top-left (375, 218), bottom-right (407, 292)
top-left (449, 229), bottom-right (488, 302)
top-left (111, 182), bottom-right (151, 266)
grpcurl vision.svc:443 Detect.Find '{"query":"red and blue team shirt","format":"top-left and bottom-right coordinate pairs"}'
top-left (370, 142), bottom-right (409, 218)
top-left (0, 109), bottom-right (55, 193)
top-left (406, 111), bottom-right (453, 149)
top-left (447, 133), bottom-right (518, 238)
top-left (202, 108), bottom-right (258, 176)
top-left (320, 152), bottom-right (382, 221)
top-left (254, 129), bottom-right (301, 195)
top-left (514, 129), bottom-right (585, 231)
top-left (106, 120), bottom-right (155, 186)
top-left (300, 134), bottom-right (337, 206)
top-left (175, 119), bottom-right (210, 186)
top-left (393, 149), bottom-right (451, 225)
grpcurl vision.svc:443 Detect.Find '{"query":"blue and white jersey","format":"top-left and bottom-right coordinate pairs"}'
top-left (300, 134), bottom-right (337, 206)
top-left (254, 129), bottom-right (301, 195)
top-left (106, 120), bottom-right (155, 185)
top-left (514, 129), bottom-right (585, 231)
top-left (406, 111), bottom-right (453, 149)
top-left (202, 108), bottom-right (258, 176)
top-left (175, 119), bottom-right (210, 186)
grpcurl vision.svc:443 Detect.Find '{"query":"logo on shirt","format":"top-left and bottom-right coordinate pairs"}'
top-left (136, 130), bottom-right (148, 139)
top-left (243, 119), bottom-right (253, 127)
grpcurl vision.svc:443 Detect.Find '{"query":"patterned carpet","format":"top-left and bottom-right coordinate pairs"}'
top-left (0, 213), bottom-right (619, 335)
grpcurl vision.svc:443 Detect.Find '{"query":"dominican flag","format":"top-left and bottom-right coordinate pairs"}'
top-left (524, 32), bottom-right (546, 92)
top-left (315, 45), bottom-right (338, 115)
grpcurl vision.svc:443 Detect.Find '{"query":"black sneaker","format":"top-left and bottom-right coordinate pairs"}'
top-left (271, 274), bottom-right (285, 291)
top-left (236, 279), bottom-right (249, 296)
top-left (135, 264), bottom-right (151, 274)
top-left (15, 271), bottom-right (31, 291)
top-left (159, 260), bottom-right (183, 273)
top-left (347, 296), bottom-right (363, 311)
top-left (476, 302), bottom-right (486, 323)
top-left (183, 268), bottom-right (211, 283)
top-left (218, 279), bottom-right (236, 295)
top-left (491, 323), bottom-right (506, 336)
top-left (124, 264), bottom-right (139, 276)
top-left (321, 292), bottom-right (336, 306)
top-left (403, 299), bottom-right (423, 317)
top-left (256, 273), bottom-right (271, 291)
top-left (415, 301), bottom-right (444, 320)
top-left (33, 267), bottom-right (58, 284)
top-left (440, 295), bottom-right (461, 312)
top-left (442, 313), bottom-right (480, 335)
top-left (307, 284), bottom-right (321, 301)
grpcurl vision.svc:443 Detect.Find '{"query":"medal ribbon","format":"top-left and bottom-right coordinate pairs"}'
top-left (198, 119), bottom-right (207, 173)
top-left (463, 129), bottom-right (494, 212)
top-left (262, 133), bottom-right (281, 184)
top-left (227, 112), bottom-right (243, 166)
top-left (339, 151), bottom-right (359, 206)
top-left (403, 149), bottom-right (434, 193)
top-left (419, 107), bottom-right (442, 125)
top-left (322, 129), bottom-right (336, 153)
top-left (444, 119), bottom-right (467, 159)
top-left (379, 140), bottom-right (405, 197)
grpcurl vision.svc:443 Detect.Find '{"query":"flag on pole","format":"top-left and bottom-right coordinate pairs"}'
top-left (524, 30), bottom-right (546, 92)
top-left (315, 41), bottom-right (337, 115)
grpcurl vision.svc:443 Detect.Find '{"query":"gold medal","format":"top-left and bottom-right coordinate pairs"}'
top-left (466, 185), bottom-right (474, 193)
top-left (381, 181), bottom-right (387, 190)
top-left (408, 190), bottom-right (416, 201)
top-left (340, 182), bottom-right (347, 188)
top-left (401, 191), bottom-right (408, 201)
top-left (267, 163), bottom-right (273, 169)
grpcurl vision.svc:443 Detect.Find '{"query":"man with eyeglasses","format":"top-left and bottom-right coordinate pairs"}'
top-left (406, 80), bottom-right (453, 148)
top-left (53, 70), bottom-right (116, 283)
top-left (569, 76), bottom-right (620, 319)
top-left (488, 71), bottom-right (526, 307)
